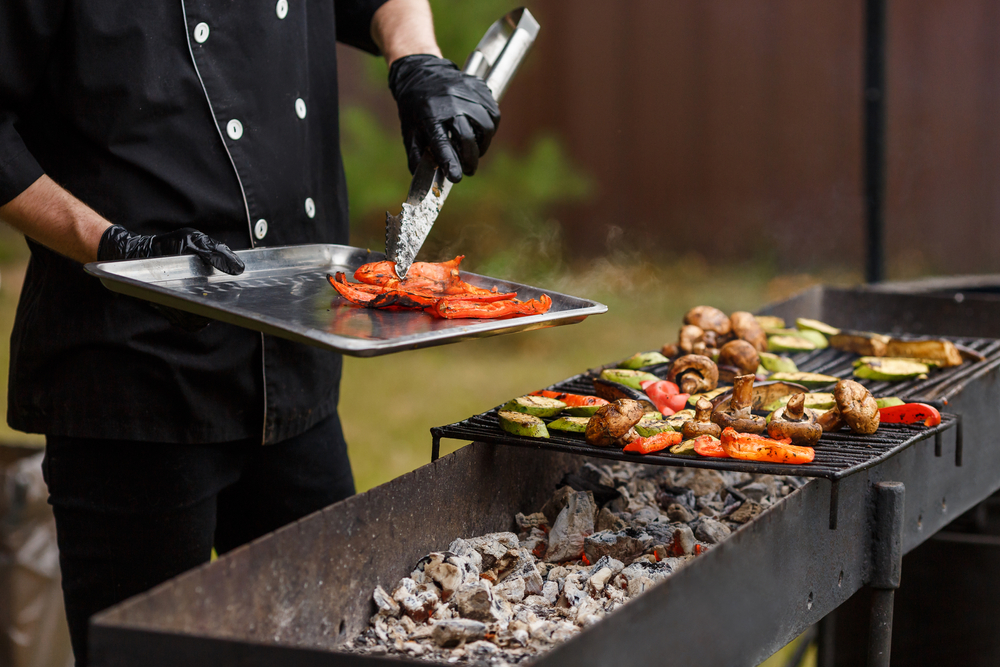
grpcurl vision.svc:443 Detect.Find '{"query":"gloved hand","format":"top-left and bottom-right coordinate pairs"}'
top-left (98, 225), bottom-right (245, 275)
top-left (389, 54), bottom-right (501, 183)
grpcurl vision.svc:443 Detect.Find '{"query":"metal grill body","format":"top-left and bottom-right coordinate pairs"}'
top-left (90, 285), bottom-right (1000, 667)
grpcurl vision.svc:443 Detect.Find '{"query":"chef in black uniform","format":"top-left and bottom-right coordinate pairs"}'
top-left (0, 0), bottom-right (499, 663)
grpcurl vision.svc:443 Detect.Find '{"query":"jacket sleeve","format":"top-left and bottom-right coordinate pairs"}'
top-left (0, 0), bottom-right (64, 206)
top-left (335, 0), bottom-right (391, 55)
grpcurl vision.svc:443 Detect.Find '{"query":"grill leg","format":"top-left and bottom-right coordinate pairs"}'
top-left (431, 431), bottom-right (442, 462)
top-left (867, 481), bottom-right (905, 667)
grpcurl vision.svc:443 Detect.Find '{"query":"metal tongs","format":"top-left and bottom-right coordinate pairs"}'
top-left (385, 8), bottom-right (540, 279)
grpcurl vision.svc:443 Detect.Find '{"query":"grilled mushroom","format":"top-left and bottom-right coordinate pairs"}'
top-left (681, 397), bottom-right (722, 440)
top-left (818, 380), bottom-right (880, 434)
top-left (684, 306), bottom-right (732, 337)
top-left (767, 393), bottom-right (822, 445)
top-left (711, 374), bottom-right (766, 434)
top-left (717, 339), bottom-right (760, 383)
top-left (730, 311), bottom-right (768, 352)
top-left (678, 325), bottom-right (705, 354)
top-left (586, 399), bottom-right (645, 447)
top-left (660, 342), bottom-right (679, 358)
top-left (667, 354), bottom-right (719, 395)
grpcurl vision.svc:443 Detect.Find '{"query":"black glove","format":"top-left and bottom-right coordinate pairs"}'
top-left (389, 54), bottom-right (501, 183)
top-left (98, 225), bottom-right (245, 275)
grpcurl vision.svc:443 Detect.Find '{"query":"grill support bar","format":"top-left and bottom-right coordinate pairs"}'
top-left (866, 482), bottom-right (904, 667)
top-left (864, 0), bottom-right (887, 283)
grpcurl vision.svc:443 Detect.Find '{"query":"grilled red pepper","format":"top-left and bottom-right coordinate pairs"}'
top-left (878, 403), bottom-right (941, 427)
top-left (641, 380), bottom-right (685, 415)
top-left (720, 427), bottom-right (815, 464)
top-left (623, 431), bottom-right (682, 454)
top-left (432, 294), bottom-right (552, 320)
top-left (693, 435), bottom-right (728, 458)
top-left (529, 391), bottom-right (609, 408)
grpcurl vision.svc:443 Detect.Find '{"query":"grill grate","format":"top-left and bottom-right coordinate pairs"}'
top-left (431, 335), bottom-right (999, 528)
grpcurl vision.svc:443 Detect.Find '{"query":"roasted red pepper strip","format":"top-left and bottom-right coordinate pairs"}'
top-left (642, 380), bottom-right (685, 415)
top-left (529, 391), bottom-right (609, 407)
top-left (623, 431), bottom-right (682, 454)
top-left (693, 435), bottom-right (728, 458)
top-left (432, 294), bottom-right (553, 320)
top-left (878, 403), bottom-right (942, 427)
top-left (327, 273), bottom-right (517, 311)
top-left (720, 427), bottom-right (815, 464)
top-left (354, 256), bottom-right (499, 297)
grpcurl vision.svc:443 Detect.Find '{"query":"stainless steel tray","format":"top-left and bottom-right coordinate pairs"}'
top-left (84, 244), bottom-right (607, 357)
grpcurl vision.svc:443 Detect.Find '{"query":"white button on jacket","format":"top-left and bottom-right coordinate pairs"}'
top-left (295, 98), bottom-right (306, 119)
top-left (226, 119), bottom-right (243, 140)
top-left (193, 23), bottom-right (210, 44)
top-left (304, 197), bottom-right (315, 218)
top-left (276, 0), bottom-right (288, 19)
top-left (254, 219), bottom-right (268, 240)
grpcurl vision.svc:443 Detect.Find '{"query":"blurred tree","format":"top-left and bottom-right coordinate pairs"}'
top-left (340, 0), bottom-right (591, 281)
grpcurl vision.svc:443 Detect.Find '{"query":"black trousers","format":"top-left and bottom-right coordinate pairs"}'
top-left (42, 412), bottom-right (355, 667)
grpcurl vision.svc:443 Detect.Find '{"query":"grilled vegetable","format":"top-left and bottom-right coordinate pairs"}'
top-left (669, 439), bottom-right (699, 456)
top-left (687, 387), bottom-right (729, 407)
top-left (818, 380), bottom-right (880, 434)
top-left (759, 352), bottom-right (799, 374)
top-left (763, 392), bottom-right (836, 412)
top-left (878, 403), bottom-right (941, 427)
top-left (767, 393), bottom-right (822, 446)
top-left (642, 380), bottom-right (683, 415)
top-left (830, 331), bottom-right (890, 357)
top-left (681, 397), bottom-right (722, 440)
top-left (720, 427), bottom-right (815, 464)
top-left (712, 381), bottom-right (808, 413)
top-left (755, 315), bottom-right (786, 330)
top-left (599, 369), bottom-right (661, 391)
top-left (876, 397), bottom-right (904, 408)
top-left (730, 311), bottom-right (768, 352)
top-left (623, 431), bottom-right (682, 454)
top-left (664, 409), bottom-right (696, 430)
top-left (502, 395), bottom-right (567, 418)
top-left (684, 306), bottom-right (732, 337)
top-left (592, 378), bottom-right (658, 412)
top-left (529, 390), bottom-right (608, 416)
top-left (711, 374), bottom-right (766, 435)
top-left (499, 411), bottom-right (549, 438)
top-left (586, 399), bottom-right (646, 447)
top-left (855, 356), bottom-right (941, 369)
top-left (693, 435), bottom-right (728, 458)
top-left (885, 339), bottom-right (963, 367)
top-left (619, 351), bottom-right (671, 369)
top-left (635, 415), bottom-right (674, 437)
top-left (433, 294), bottom-right (552, 319)
top-left (853, 359), bottom-right (929, 381)
top-left (796, 329), bottom-right (829, 349)
top-left (667, 355), bottom-right (719, 395)
top-left (796, 318), bottom-right (841, 337)
top-left (548, 416), bottom-right (591, 433)
top-left (768, 372), bottom-right (839, 388)
top-left (768, 335), bottom-right (816, 353)
top-left (718, 340), bottom-right (760, 382)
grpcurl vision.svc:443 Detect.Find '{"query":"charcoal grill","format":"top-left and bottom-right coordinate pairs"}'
top-left (89, 285), bottom-right (1000, 667)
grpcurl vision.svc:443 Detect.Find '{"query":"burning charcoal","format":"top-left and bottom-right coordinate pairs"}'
top-left (665, 502), bottom-right (695, 523)
top-left (560, 471), bottom-right (621, 506)
top-left (587, 567), bottom-right (613, 594)
top-left (541, 486), bottom-right (576, 525)
top-left (544, 491), bottom-right (597, 562)
top-left (671, 524), bottom-right (697, 556)
top-left (495, 576), bottom-right (526, 603)
top-left (587, 555), bottom-right (624, 578)
top-left (740, 482), bottom-right (770, 503)
top-left (695, 518), bottom-right (731, 544)
top-left (431, 619), bottom-right (487, 648)
top-left (466, 640), bottom-right (499, 657)
top-left (372, 585), bottom-right (400, 618)
top-left (729, 500), bottom-right (763, 524)
top-left (583, 530), bottom-right (647, 564)
top-left (630, 507), bottom-right (660, 526)
top-left (626, 575), bottom-right (656, 598)
top-left (674, 468), bottom-right (727, 496)
top-left (595, 506), bottom-right (627, 532)
top-left (578, 462), bottom-right (616, 488)
top-left (511, 627), bottom-right (530, 646)
top-left (503, 548), bottom-right (544, 595)
top-left (454, 581), bottom-right (503, 623)
top-left (402, 641), bottom-right (426, 656)
top-left (560, 572), bottom-right (587, 607)
top-left (515, 512), bottom-right (549, 533)
top-left (652, 544), bottom-right (669, 561)
top-left (464, 532), bottom-right (519, 571)
top-left (392, 578), bottom-right (440, 622)
top-left (541, 580), bottom-right (560, 605)
top-left (447, 538), bottom-right (484, 574)
top-left (574, 596), bottom-right (604, 626)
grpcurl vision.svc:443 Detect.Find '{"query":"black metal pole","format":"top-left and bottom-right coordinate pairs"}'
top-left (867, 481), bottom-right (905, 667)
top-left (864, 0), bottom-right (887, 283)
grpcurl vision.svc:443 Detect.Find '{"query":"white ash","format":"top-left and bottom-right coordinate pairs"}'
top-left (347, 463), bottom-right (803, 664)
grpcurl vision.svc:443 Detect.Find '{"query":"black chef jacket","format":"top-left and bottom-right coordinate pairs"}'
top-left (0, 0), bottom-right (388, 444)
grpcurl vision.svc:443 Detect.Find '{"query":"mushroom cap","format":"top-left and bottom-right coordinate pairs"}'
top-left (678, 325), bottom-right (705, 354)
top-left (767, 418), bottom-right (822, 445)
top-left (682, 419), bottom-right (721, 440)
top-left (730, 311), bottom-right (768, 352)
top-left (660, 342), bottom-right (679, 358)
top-left (667, 354), bottom-right (719, 394)
top-left (718, 340), bottom-right (760, 376)
top-left (834, 380), bottom-right (880, 434)
top-left (711, 410), bottom-right (766, 435)
top-left (684, 306), bottom-right (732, 337)
top-left (817, 407), bottom-right (846, 432)
top-left (586, 398), bottom-right (646, 447)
